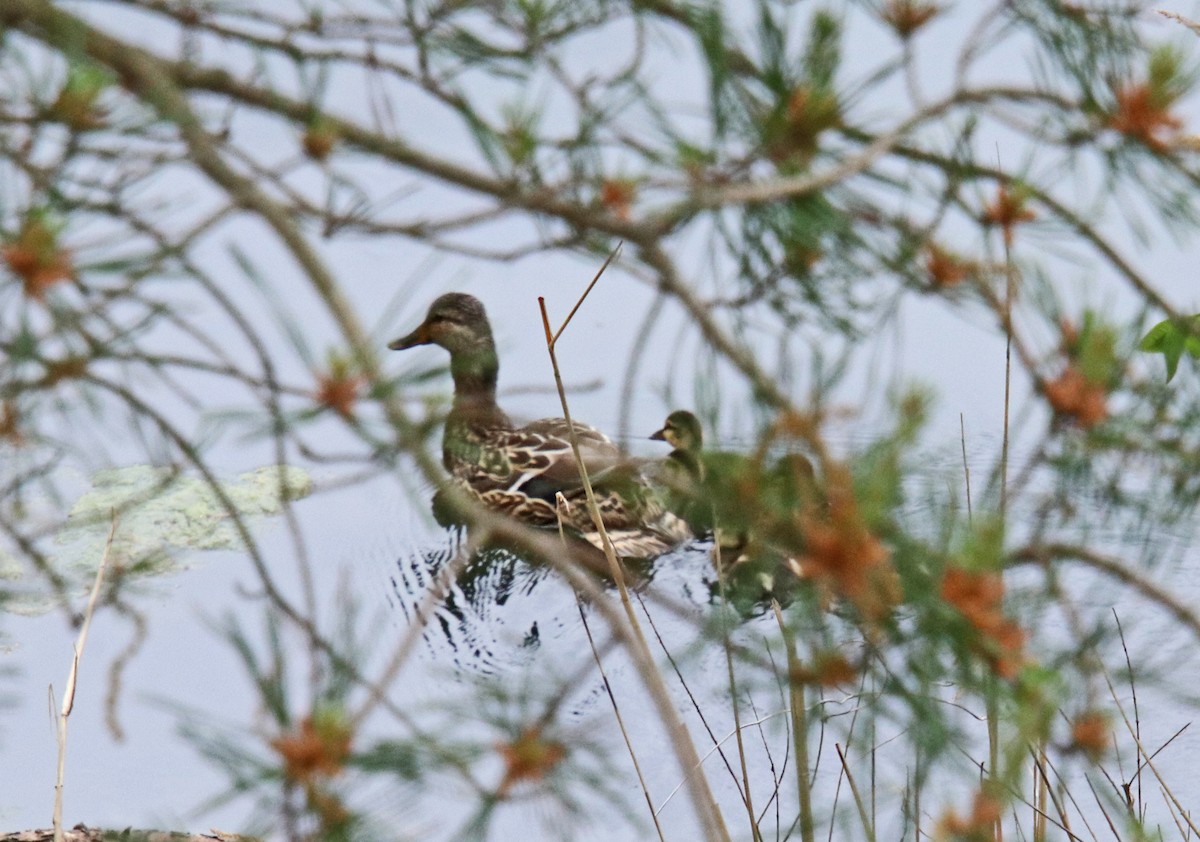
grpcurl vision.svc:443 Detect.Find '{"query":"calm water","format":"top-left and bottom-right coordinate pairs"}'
top-left (3, 434), bottom-right (1199, 841)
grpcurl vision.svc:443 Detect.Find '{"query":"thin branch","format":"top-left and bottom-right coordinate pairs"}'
top-left (1012, 543), bottom-right (1200, 645)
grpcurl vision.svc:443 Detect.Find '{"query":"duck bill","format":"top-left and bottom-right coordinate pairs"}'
top-left (649, 427), bottom-right (668, 442)
top-left (388, 322), bottom-right (431, 350)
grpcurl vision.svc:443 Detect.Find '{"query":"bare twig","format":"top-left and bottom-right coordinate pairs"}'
top-left (835, 743), bottom-right (876, 842)
top-left (1157, 10), bottom-right (1200, 36)
top-left (960, 413), bottom-right (973, 523)
top-left (993, 144), bottom-right (1016, 842)
top-left (563, 490), bottom-right (666, 842)
top-left (53, 513), bottom-right (118, 842)
top-left (346, 535), bottom-right (474, 732)
top-left (1103, 673), bottom-right (1200, 837)
top-left (1112, 610), bottom-right (1143, 819)
top-left (551, 244), bottom-right (622, 346)
top-left (721, 570), bottom-right (761, 842)
top-left (1012, 543), bottom-right (1200, 646)
top-left (537, 265), bottom-right (732, 842)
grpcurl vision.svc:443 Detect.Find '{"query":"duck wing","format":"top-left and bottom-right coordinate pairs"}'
top-left (500, 418), bottom-right (646, 500)
top-left (450, 417), bottom-right (692, 556)
top-left (521, 417), bottom-right (613, 446)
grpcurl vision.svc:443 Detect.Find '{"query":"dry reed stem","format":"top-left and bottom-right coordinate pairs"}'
top-left (746, 692), bottom-right (783, 830)
top-left (560, 492), bottom-right (666, 842)
top-left (1034, 743), bottom-right (1049, 841)
top-left (635, 590), bottom-right (747, 790)
top-left (1082, 772), bottom-right (1123, 841)
top-left (960, 413), bottom-right (972, 523)
top-left (551, 245), bottom-right (620, 346)
top-left (658, 710), bottom-right (791, 811)
top-left (912, 759), bottom-right (921, 842)
top-left (1162, 784), bottom-right (1193, 840)
top-left (1120, 723), bottom-right (1188, 803)
top-left (536, 260), bottom-right (732, 842)
top-left (537, 297), bottom-right (624, 581)
top-left (53, 513), bottom-right (118, 842)
top-left (835, 743), bottom-right (876, 842)
top-left (773, 601), bottom-right (815, 842)
top-left (713, 546), bottom-right (761, 841)
top-left (1103, 673), bottom-right (1200, 837)
top-left (1112, 610), bottom-right (1143, 816)
top-left (1008, 788), bottom-right (1084, 842)
top-left (1034, 749), bottom-right (1100, 842)
top-left (993, 149), bottom-right (1017, 842)
top-left (826, 670), bottom-right (871, 842)
top-left (578, 613), bottom-right (667, 842)
top-left (1025, 749), bottom-right (1084, 842)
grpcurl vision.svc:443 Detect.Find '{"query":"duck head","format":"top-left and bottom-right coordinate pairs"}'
top-left (650, 410), bottom-right (703, 452)
top-left (389, 292), bottom-right (496, 356)
top-left (390, 292), bottom-right (501, 402)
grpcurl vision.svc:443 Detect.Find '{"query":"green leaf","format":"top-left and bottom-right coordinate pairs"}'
top-left (1139, 317), bottom-right (1176, 351)
top-left (1186, 334), bottom-right (1200, 358)
top-left (1139, 315), bottom-right (1200, 381)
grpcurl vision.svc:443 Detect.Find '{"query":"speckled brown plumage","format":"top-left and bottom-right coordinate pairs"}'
top-left (391, 293), bottom-right (691, 557)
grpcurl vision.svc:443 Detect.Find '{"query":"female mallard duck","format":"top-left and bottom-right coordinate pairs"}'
top-left (390, 293), bottom-right (692, 558)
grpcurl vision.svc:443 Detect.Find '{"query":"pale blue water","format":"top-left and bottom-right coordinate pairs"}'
top-left (4, 436), bottom-right (1198, 841)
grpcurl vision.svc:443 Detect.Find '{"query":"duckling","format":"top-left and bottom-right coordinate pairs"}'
top-left (649, 410), bottom-right (714, 531)
top-left (650, 410), bottom-right (754, 542)
top-left (651, 409), bottom-right (818, 613)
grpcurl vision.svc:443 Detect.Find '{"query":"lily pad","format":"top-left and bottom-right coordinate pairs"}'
top-left (1, 463), bottom-right (313, 616)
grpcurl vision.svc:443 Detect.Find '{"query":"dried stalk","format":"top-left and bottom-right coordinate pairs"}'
top-left (53, 514), bottom-right (118, 842)
top-left (834, 743), bottom-right (876, 842)
top-left (773, 601), bottom-right (814, 842)
top-left (1104, 673), bottom-right (1200, 837)
top-left (560, 493), bottom-right (667, 842)
top-left (536, 255), bottom-right (732, 842)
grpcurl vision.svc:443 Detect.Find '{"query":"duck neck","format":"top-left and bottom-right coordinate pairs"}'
top-left (447, 345), bottom-right (508, 428)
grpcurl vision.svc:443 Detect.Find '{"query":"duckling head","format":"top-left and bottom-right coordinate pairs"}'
top-left (650, 410), bottom-right (704, 453)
